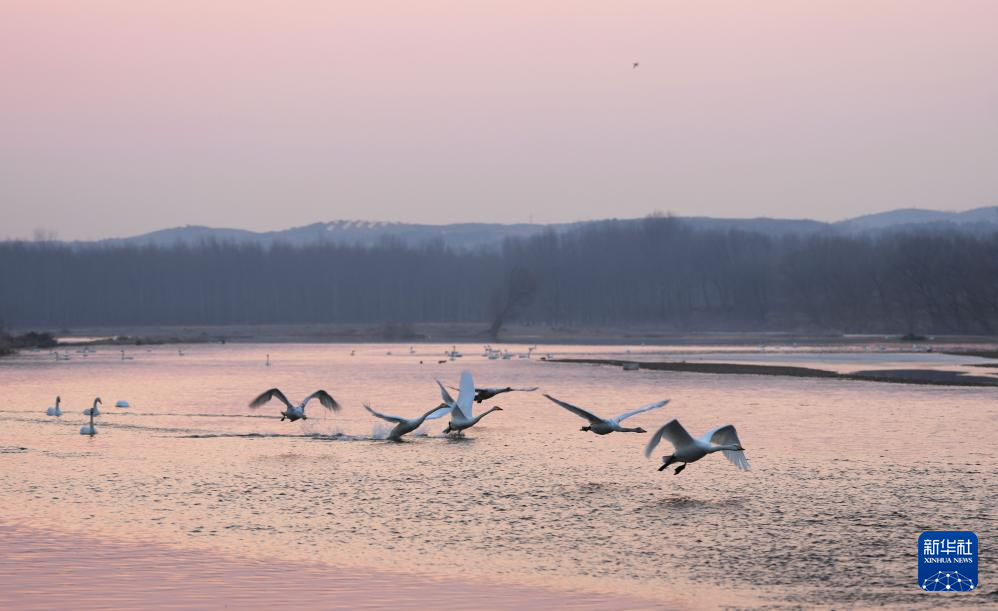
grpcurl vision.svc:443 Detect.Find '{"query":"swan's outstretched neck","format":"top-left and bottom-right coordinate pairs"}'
top-left (474, 406), bottom-right (503, 423)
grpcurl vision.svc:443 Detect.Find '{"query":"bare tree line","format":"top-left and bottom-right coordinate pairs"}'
top-left (1, 216), bottom-right (996, 334)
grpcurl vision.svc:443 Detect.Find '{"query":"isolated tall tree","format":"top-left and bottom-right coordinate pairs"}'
top-left (488, 266), bottom-right (537, 341)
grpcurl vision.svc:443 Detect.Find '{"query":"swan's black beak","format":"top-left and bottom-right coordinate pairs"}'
top-left (494, 406), bottom-right (504, 411)
top-left (736, 445), bottom-right (746, 451)
top-left (635, 427), bottom-right (647, 433)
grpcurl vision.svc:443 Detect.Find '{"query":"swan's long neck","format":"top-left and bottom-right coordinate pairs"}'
top-left (617, 425), bottom-right (644, 433)
top-left (708, 443), bottom-right (740, 453)
top-left (472, 407), bottom-right (502, 424)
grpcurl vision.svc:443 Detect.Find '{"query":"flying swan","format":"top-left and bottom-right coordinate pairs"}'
top-left (543, 394), bottom-right (669, 434)
top-left (249, 388), bottom-right (340, 422)
top-left (437, 370), bottom-right (503, 435)
top-left (364, 403), bottom-right (451, 441)
top-left (448, 385), bottom-right (540, 403)
top-left (644, 419), bottom-right (749, 475)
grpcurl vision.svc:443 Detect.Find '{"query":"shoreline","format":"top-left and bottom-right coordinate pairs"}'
top-left (547, 357), bottom-right (998, 387)
top-left (17, 322), bottom-right (998, 348)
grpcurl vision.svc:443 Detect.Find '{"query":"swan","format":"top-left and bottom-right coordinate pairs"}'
top-left (437, 370), bottom-right (503, 435)
top-left (46, 396), bottom-right (62, 417)
top-left (448, 385), bottom-right (540, 403)
top-left (543, 394), bottom-right (669, 435)
top-left (249, 388), bottom-right (340, 422)
top-left (120, 350), bottom-right (133, 361)
top-left (644, 419), bottom-right (749, 475)
top-left (265, 354), bottom-right (271, 367)
top-left (80, 398), bottom-right (100, 436)
top-left (363, 403), bottom-right (451, 441)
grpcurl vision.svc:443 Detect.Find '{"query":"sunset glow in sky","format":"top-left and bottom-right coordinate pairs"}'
top-left (2, 1), bottom-right (996, 239)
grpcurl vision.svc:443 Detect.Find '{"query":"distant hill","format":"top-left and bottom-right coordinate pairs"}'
top-left (71, 205), bottom-right (998, 250)
top-left (835, 206), bottom-right (998, 232)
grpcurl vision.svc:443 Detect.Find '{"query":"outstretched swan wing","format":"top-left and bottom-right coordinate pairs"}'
top-left (423, 404), bottom-right (452, 420)
top-left (644, 419), bottom-right (695, 458)
top-left (437, 380), bottom-right (456, 407)
top-left (304, 390), bottom-right (341, 411)
top-left (455, 370), bottom-right (475, 419)
top-left (364, 403), bottom-right (405, 423)
top-left (250, 388), bottom-right (293, 409)
top-left (542, 394), bottom-right (602, 424)
top-left (703, 424), bottom-right (750, 471)
top-left (613, 399), bottom-right (670, 423)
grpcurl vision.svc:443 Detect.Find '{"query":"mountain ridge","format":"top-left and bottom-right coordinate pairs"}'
top-left (48, 205), bottom-right (998, 250)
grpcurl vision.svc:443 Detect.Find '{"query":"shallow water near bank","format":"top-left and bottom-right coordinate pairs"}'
top-left (1, 343), bottom-right (994, 608)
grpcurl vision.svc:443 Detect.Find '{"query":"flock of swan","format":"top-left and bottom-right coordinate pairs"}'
top-left (46, 369), bottom-right (749, 475)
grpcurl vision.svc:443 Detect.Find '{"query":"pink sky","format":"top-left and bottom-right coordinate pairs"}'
top-left (2, 1), bottom-right (996, 239)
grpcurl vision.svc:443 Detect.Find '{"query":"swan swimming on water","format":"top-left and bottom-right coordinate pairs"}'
top-left (46, 396), bottom-right (62, 417)
top-left (249, 388), bottom-right (340, 422)
top-left (543, 394), bottom-right (669, 435)
top-left (437, 371), bottom-right (503, 435)
top-left (80, 397), bottom-right (101, 436)
top-left (644, 418), bottom-right (749, 475)
top-left (364, 403), bottom-right (451, 441)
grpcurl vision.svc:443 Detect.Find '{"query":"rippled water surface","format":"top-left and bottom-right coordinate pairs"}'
top-left (1, 343), bottom-right (995, 609)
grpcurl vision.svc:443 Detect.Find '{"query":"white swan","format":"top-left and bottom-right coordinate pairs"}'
top-left (80, 397), bottom-right (101, 436)
top-left (543, 394), bottom-right (669, 435)
top-left (449, 385), bottom-right (540, 404)
top-left (437, 370), bottom-right (503, 435)
top-left (249, 388), bottom-right (340, 422)
top-left (46, 396), bottom-right (62, 417)
top-left (364, 403), bottom-right (450, 441)
top-left (644, 419), bottom-right (749, 475)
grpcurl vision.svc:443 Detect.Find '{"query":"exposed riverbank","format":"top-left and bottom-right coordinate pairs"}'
top-left (547, 357), bottom-right (998, 387)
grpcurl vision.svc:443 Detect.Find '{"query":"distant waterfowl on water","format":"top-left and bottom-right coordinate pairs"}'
top-left (115, 400), bottom-right (130, 408)
top-left (46, 396), bottom-right (62, 417)
top-left (644, 419), bottom-right (749, 475)
top-left (249, 388), bottom-right (340, 422)
top-left (543, 394), bottom-right (669, 435)
top-left (80, 398), bottom-right (101, 436)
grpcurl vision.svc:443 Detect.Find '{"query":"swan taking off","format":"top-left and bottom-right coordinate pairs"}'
top-left (449, 385), bottom-right (540, 404)
top-left (364, 403), bottom-right (450, 441)
top-left (249, 388), bottom-right (340, 422)
top-left (644, 419), bottom-right (749, 475)
top-left (543, 394), bottom-right (669, 435)
top-left (437, 370), bottom-right (503, 435)
top-left (46, 396), bottom-right (62, 417)
top-left (80, 397), bottom-right (101, 436)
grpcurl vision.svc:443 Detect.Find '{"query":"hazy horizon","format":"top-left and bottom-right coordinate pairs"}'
top-left (4, 1), bottom-right (997, 240)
